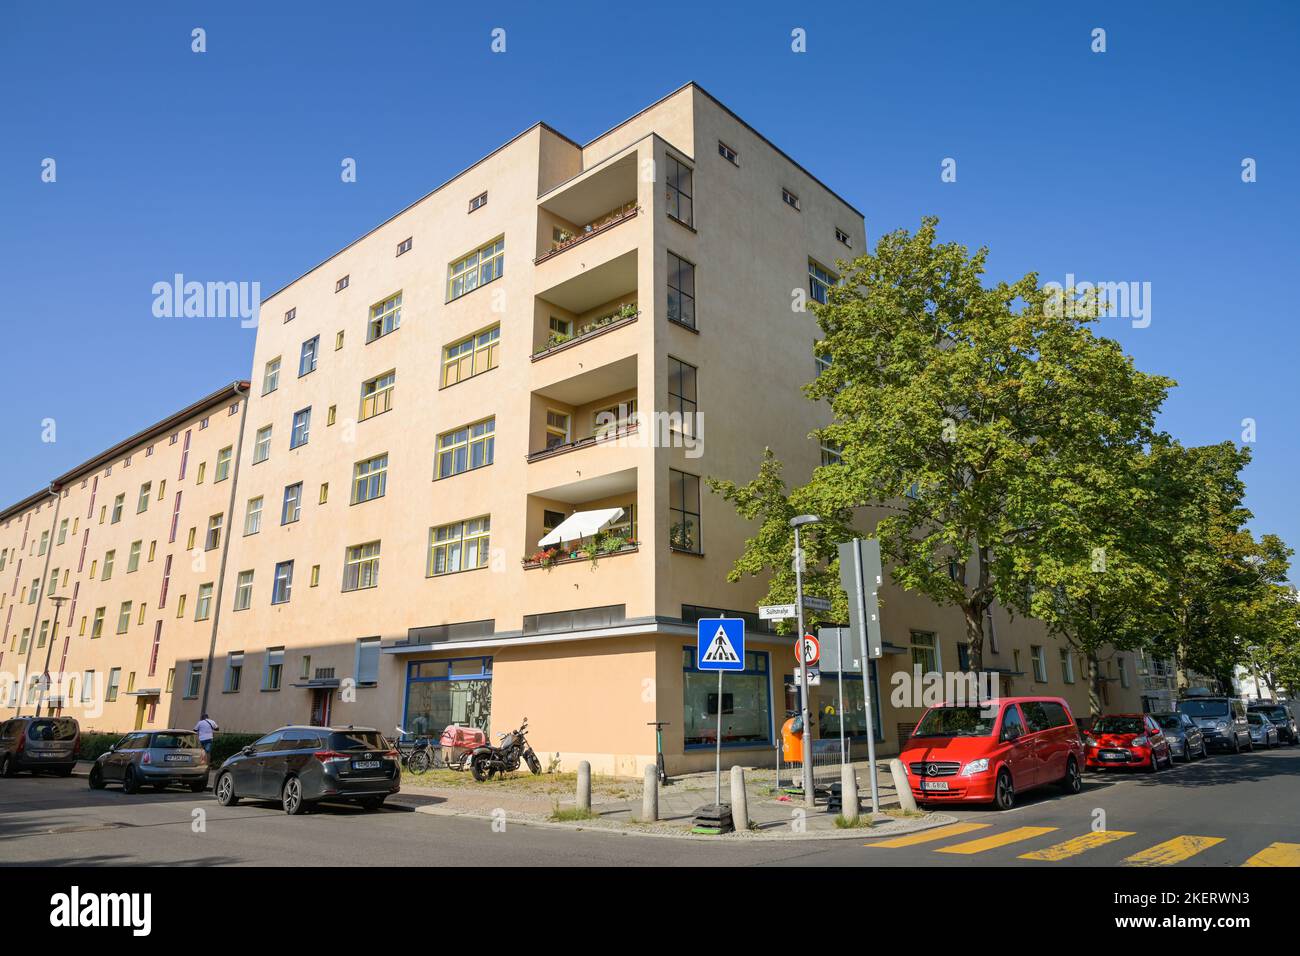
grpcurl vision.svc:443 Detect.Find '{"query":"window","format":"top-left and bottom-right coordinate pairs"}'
top-left (284, 307), bottom-right (296, 323)
top-left (593, 400), bottom-right (637, 439)
top-left (545, 411), bottom-right (570, 448)
top-left (224, 652), bottom-right (244, 692)
top-left (176, 594), bottom-right (187, 618)
top-left (436, 418), bottom-right (495, 479)
top-left (428, 517), bottom-right (490, 575)
top-left (441, 325), bottom-right (500, 386)
top-left (367, 292), bottom-right (402, 343)
top-left (116, 601), bottom-right (132, 634)
top-left (447, 236), bottom-right (504, 300)
top-left (185, 660), bottom-right (203, 699)
top-left (81, 670), bottom-right (96, 702)
top-left (1031, 645), bottom-right (1048, 682)
top-left (106, 668), bottom-right (121, 703)
top-left (397, 236), bottom-right (413, 256)
top-left (402, 656), bottom-right (493, 736)
top-left (263, 648), bottom-right (285, 690)
top-left (835, 227), bottom-right (852, 247)
top-left (127, 541), bottom-right (142, 573)
top-left (327, 405), bottom-right (337, 425)
top-left (205, 513), bottom-right (223, 551)
top-left (1060, 648), bottom-right (1076, 684)
top-left (957, 642), bottom-right (971, 672)
top-left (319, 482), bottom-right (329, 504)
top-left (290, 408), bottom-right (311, 448)
top-left (468, 191), bottom-right (487, 213)
top-left (111, 494), bottom-right (125, 524)
top-left (668, 357), bottom-right (698, 424)
top-left (356, 638), bottom-right (382, 685)
top-left (335, 330), bottom-right (344, 350)
top-left (668, 469), bottom-right (702, 553)
top-left (683, 647), bottom-right (770, 748)
top-left (310, 565), bottom-right (320, 587)
top-left (233, 571), bottom-right (254, 611)
top-left (910, 631), bottom-right (940, 674)
top-left (253, 425), bottom-right (272, 464)
top-left (187, 527), bottom-right (196, 550)
top-left (262, 357), bottom-right (281, 395)
top-left (351, 454), bottom-right (388, 504)
top-left (215, 446), bottom-right (233, 482)
top-left (102, 550), bottom-right (115, 580)
top-left (718, 141), bottom-right (738, 165)
top-left (809, 259), bottom-right (836, 305)
top-left (1118, 656), bottom-right (1130, 689)
top-left (667, 251), bottom-right (696, 329)
top-left (195, 583), bottom-right (213, 621)
top-left (196, 461), bottom-right (206, 484)
top-left (360, 370), bottom-right (395, 420)
top-left (91, 608), bottom-right (105, 639)
top-left (137, 603), bottom-right (146, 626)
top-left (342, 541), bottom-right (381, 591)
top-left (820, 440), bottom-right (843, 466)
top-left (782, 187), bottom-right (801, 210)
top-left (137, 483), bottom-right (151, 513)
top-left (549, 316), bottom-right (572, 340)
top-left (299, 336), bottom-right (320, 377)
top-left (272, 561), bottom-right (294, 604)
top-left (664, 155), bottom-right (693, 226)
top-left (167, 668), bottom-right (176, 693)
top-left (281, 483), bottom-right (303, 524)
top-left (336, 275), bottom-right (349, 293)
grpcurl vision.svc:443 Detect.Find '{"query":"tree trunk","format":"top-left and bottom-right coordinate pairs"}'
top-left (1087, 653), bottom-right (1103, 718)
top-left (962, 603), bottom-right (986, 673)
top-left (1174, 640), bottom-right (1190, 691)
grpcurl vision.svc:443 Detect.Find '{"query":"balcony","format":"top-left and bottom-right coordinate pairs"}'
top-left (535, 202), bottom-right (639, 265)
top-left (522, 474), bottom-right (639, 571)
top-left (526, 356), bottom-right (637, 464)
top-left (536, 152), bottom-right (638, 265)
top-left (532, 303), bottom-right (638, 361)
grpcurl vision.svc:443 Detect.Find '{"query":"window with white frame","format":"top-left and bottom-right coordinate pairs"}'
top-left (253, 425), bottom-right (272, 463)
top-left (290, 408), bottom-right (311, 448)
top-left (281, 483), bottom-right (302, 524)
top-left (272, 562), bottom-right (293, 604)
top-left (233, 571), bottom-right (254, 611)
top-left (299, 336), bottom-right (319, 376)
top-left (910, 631), bottom-right (940, 674)
top-left (1060, 648), bottom-right (1076, 684)
top-left (263, 648), bottom-right (284, 690)
top-left (244, 496), bottom-right (263, 535)
top-left (262, 357), bottom-right (281, 395)
top-left (1031, 645), bottom-right (1048, 682)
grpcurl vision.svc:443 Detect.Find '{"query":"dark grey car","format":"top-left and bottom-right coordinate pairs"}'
top-left (213, 726), bottom-right (400, 815)
top-left (1151, 712), bottom-right (1207, 761)
top-left (0, 716), bottom-right (80, 776)
top-left (89, 729), bottom-right (209, 793)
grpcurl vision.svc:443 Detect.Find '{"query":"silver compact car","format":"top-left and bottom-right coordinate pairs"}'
top-left (1246, 712), bottom-right (1279, 749)
top-left (1151, 712), bottom-right (1207, 761)
top-left (89, 729), bottom-right (209, 793)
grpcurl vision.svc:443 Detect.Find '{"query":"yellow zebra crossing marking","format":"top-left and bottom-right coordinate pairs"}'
top-left (1241, 842), bottom-right (1300, 867)
top-left (936, 826), bottom-right (1058, 855)
top-left (864, 822), bottom-right (991, 848)
top-left (1019, 830), bottom-right (1135, 861)
top-left (1123, 835), bottom-right (1225, 867)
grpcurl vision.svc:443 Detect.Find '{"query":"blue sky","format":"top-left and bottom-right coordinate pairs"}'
top-left (2, 1), bottom-right (1297, 558)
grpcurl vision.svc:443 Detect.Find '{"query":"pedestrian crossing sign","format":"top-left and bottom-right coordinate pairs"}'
top-left (697, 618), bottom-right (745, 671)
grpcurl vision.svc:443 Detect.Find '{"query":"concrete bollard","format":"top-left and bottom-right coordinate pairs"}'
top-left (730, 765), bottom-right (749, 831)
top-left (577, 760), bottom-right (591, 812)
top-left (840, 764), bottom-right (859, 822)
top-left (642, 764), bottom-right (658, 822)
top-left (888, 758), bottom-right (917, 812)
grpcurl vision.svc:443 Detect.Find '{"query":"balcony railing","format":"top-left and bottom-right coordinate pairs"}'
top-left (534, 202), bottom-right (640, 265)
top-left (532, 307), bottom-right (639, 361)
top-left (526, 421), bottom-right (638, 463)
top-left (521, 540), bottom-right (638, 570)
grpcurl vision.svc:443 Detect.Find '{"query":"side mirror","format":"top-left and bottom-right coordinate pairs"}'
top-left (1001, 727), bottom-right (1021, 743)
top-left (241, 745), bottom-right (256, 756)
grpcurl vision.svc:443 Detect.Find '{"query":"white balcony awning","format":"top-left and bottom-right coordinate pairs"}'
top-left (539, 507), bottom-right (624, 548)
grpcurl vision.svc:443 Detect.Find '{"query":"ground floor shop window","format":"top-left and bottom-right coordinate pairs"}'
top-left (402, 657), bottom-right (492, 736)
top-left (804, 663), bottom-right (884, 742)
top-left (683, 646), bottom-right (771, 748)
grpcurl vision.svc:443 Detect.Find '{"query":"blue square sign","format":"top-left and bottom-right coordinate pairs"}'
top-left (697, 618), bottom-right (745, 671)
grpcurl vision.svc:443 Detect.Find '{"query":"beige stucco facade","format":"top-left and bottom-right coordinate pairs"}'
top-left (1, 84), bottom-right (1146, 774)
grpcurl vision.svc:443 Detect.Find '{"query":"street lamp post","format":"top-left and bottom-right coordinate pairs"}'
top-left (790, 514), bottom-right (820, 809)
top-left (35, 595), bottom-right (68, 718)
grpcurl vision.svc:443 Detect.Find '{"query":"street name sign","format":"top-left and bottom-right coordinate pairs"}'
top-left (759, 603), bottom-right (797, 621)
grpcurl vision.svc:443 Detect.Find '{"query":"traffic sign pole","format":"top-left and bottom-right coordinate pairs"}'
top-left (792, 525), bottom-right (815, 808)
top-left (846, 538), bottom-right (882, 813)
top-left (695, 617), bottom-right (745, 832)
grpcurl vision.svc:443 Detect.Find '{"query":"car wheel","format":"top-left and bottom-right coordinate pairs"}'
top-left (1147, 750), bottom-right (1160, 773)
top-left (1233, 734), bottom-right (1242, 754)
top-left (0, 753), bottom-right (16, 778)
top-left (214, 772), bottom-right (238, 806)
top-left (281, 776), bottom-right (307, 815)
top-left (122, 767), bottom-right (140, 794)
top-left (1059, 756), bottom-right (1082, 795)
top-left (1246, 736), bottom-right (1255, 752)
top-left (994, 769), bottom-right (1015, 810)
top-left (89, 766), bottom-right (106, 790)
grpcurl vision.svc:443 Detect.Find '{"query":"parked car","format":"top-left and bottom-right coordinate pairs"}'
top-left (1246, 712), bottom-right (1279, 749)
top-left (213, 725), bottom-right (400, 815)
top-left (1151, 712), bottom-right (1207, 762)
top-left (88, 729), bottom-right (208, 793)
top-left (0, 716), bottom-right (80, 776)
top-left (1177, 694), bottom-right (1252, 753)
top-left (1247, 702), bottom-right (1298, 744)
top-left (1084, 714), bottom-right (1174, 771)
top-left (899, 696), bottom-right (1084, 811)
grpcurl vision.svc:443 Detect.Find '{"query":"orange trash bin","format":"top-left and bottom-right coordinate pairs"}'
top-left (781, 715), bottom-right (804, 765)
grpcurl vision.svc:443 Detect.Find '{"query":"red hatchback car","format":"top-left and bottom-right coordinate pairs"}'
top-left (1084, 714), bottom-right (1173, 772)
top-left (899, 696), bottom-right (1085, 810)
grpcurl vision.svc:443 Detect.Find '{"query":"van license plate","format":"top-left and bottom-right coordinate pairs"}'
top-left (352, 760), bottom-right (381, 771)
top-left (921, 781), bottom-right (949, 791)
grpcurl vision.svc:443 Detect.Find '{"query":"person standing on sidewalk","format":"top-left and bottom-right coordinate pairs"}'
top-left (195, 713), bottom-right (219, 756)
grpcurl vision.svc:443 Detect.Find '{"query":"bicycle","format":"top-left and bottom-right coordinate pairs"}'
top-left (647, 721), bottom-right (670, 785)
top-left (392, 727), bottom-right (441, 775)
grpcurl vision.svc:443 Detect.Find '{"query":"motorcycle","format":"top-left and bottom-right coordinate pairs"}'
top-left (469, 718), bottom-right (541, 781)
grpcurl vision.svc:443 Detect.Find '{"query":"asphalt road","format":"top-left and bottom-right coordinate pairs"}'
top-left (1, 746), bottom-right (1297, 867)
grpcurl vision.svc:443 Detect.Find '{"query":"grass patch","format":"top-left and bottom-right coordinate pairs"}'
top-left (833, 814), bottom-right (874, 829)
top-left (882, 807), bottom-right (927, 819)
top-left (549, 807), bottom-right (599, 822)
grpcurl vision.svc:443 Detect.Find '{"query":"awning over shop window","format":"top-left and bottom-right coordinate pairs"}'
top-left (538, 507), bottom-right (624, 548)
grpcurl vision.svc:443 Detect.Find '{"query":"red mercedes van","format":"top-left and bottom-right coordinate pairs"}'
top-left (898, 696), bottom-right (1084, 810)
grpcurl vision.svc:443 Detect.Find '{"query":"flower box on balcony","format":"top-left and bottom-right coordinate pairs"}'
top-left (534, 203), bottom-right (640, 265)
top-left (521, 541), bottom-right (639, 570)
top-left (531, 308), bottom-right (639, 362)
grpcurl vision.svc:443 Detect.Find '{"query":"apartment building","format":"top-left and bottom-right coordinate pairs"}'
top-left (0, 383), bottom-right (249, 730)
top-left (0, 84), bottom-right (1145, 774)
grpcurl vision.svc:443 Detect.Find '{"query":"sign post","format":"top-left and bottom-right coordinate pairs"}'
top-left (694, 616), bottom-right (745, 834)
top-left (838, 537), bottom-right (884, 813)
